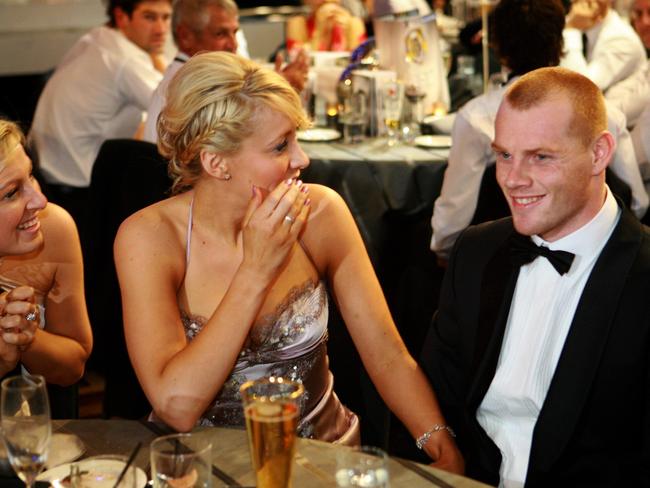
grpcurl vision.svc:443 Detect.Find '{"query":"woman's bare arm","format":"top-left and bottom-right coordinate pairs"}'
top-left (303, 185), bottom-right (464, 473)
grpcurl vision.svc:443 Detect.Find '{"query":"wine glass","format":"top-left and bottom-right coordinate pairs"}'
top-left (1, 374), bottom-right (51, 488)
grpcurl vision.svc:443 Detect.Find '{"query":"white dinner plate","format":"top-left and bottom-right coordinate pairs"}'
top-left (37, 457), bottom-right (148, 488)
top-left (47, 433), bottom-right (86, 468)
top-left (297, 128), bottom-right (341, 142)
top-left (414, 135), bottom-right (453, 148)
top-left (0, 433), bottom-right (85, 474)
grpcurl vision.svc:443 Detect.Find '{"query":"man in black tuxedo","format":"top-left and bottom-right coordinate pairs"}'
top-left (421, 67), bottom-right (650, 487)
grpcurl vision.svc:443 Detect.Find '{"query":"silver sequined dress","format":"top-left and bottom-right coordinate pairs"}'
top-left (179, 200), bottom-right (359, 444)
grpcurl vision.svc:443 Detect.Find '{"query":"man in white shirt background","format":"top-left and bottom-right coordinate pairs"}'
top-left (430, 0), bottom-right (648, 263)
top-left (29, 0), bottom-right (172, 234)
top-left (629, 0), bottom-right (650, 217)
top-left (561, 0), bottom-right (648, 124)
top-left (421, 66), bottom-right (650, 487)
top-left (143, 0), bottom-right (309, 144)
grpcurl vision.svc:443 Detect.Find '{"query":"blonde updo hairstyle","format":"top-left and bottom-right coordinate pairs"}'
top-left (157, 51), bottom-right (310, 194)
top-left (0, 119), bottom-right (24, 164)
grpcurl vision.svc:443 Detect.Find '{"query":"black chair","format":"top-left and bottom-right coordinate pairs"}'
top-left (84, 139), bottom-right (171, 419)
top-left (0, 70), bottom-right (52, 132)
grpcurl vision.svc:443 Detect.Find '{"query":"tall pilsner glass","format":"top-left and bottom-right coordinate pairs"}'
top-left (380, 81), bottom-right (405, 147)
top-left (240, 377), bottom-right (304, 488)
top-left (1, 374), bottom-right (51, 488)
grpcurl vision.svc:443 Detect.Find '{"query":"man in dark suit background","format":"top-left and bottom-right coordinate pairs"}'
top-left (421, 66), bottom-right (650, 487)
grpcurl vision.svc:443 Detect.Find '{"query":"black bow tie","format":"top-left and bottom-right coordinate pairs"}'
top-left (509, 234), bottom-right (575, 275)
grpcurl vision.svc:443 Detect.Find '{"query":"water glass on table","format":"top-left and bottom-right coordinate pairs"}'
top-left (240, 376), bottom-right (304, 488)
top-left (335, 445), bottom-right (389, 487)
top-left (341, 92), bottom-right (367, 145)
top-left (150, 433), bottom-right (212, 488)
top-left (0, 374), bottom-right (51, 488)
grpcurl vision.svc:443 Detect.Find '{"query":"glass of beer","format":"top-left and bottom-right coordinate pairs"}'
top-left (240, 376), bottom-right (304, 488)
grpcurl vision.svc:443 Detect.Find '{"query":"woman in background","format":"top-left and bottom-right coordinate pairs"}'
top-left (115, 52), bottom-right (462, 472)
top-left (286, 0), bottom-right (366, 52)
top-left (0, 120), bottom-right (92, 409)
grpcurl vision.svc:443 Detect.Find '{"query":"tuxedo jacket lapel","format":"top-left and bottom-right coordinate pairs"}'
top-left (467, 232), bottom-right (520, 410)
top-left (527, 210), bottom-right (643, 476)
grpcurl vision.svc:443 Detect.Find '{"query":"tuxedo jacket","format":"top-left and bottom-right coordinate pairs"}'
top-left (421, 206), bottom-right (650, 487)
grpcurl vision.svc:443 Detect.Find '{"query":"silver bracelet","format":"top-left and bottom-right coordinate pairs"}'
top-left (416, 424), bottom-right (456, 450)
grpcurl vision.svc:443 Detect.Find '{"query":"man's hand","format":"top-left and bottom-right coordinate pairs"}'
top-left (150, 53), bottom-right (167, 74)
top-left (275, 49), bottom-right (309, 93)
top-left (567, 0), bottom-right (607, 31)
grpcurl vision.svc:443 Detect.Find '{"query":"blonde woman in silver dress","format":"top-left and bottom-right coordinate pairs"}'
top-left (115, 51), bottom-right (463, 472)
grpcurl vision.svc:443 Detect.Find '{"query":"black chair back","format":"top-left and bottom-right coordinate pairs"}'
top-left (85, 139), bottom-right (171, 418)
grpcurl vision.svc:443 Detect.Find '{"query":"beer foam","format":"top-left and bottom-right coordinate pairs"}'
top-left (246, 402), bottom-right (298, 422)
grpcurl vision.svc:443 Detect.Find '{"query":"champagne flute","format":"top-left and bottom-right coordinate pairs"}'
top-left (1, 374), bottom-right (51, 488)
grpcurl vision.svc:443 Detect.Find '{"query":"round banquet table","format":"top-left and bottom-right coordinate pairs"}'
top-left (41, 419), bottom-right (493, 487)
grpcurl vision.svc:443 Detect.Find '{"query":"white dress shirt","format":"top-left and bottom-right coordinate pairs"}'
top-left (30, 26), bottom-right (164, 188)
top-left (430, 79), bottom-right (647, 259)
top-left (143, 53), bottom-right (188, 144)
top-left (476, 188), bottom-right (620, 488)
top-left (560, 9), bottom-right (646, 94)
top-left (604, 59), bottom-right (650, 129)
top-left (631, 98), bottom-right (650, 199)
top-left (143, 31), bottom-right (250, 144)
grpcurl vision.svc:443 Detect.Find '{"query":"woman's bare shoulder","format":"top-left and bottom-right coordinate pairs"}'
top-left (115, 195), bottom-right (190, 260)
top-left (119, 195), bottom-right (187, 237)
top-left (300, 184), bottom-right (358, 270)
top-left (39, 203), bottom-right (77, 239)
top-left (304, 184), bottom-right (349, 220)
top-left (35, 203), bottom-right (80, 260)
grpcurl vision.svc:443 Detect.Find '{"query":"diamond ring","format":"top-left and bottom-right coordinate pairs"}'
top-left (284, 215), bottom-right (295, 224)
top-left (25, 310), bottom-right (37, 322)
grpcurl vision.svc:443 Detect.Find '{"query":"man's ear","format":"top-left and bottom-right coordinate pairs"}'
top-left (591, 130), bottom-right (615, 176)
top-left (200, 149), bottom-right (231, 180)
top-left (113, 7), bottom-right (130, 29)
top-left (175, 23), bottom-right (195, 54)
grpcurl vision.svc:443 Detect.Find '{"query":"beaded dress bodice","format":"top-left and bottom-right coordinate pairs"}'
top-left (181, 280), bottom-right (329, 436)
